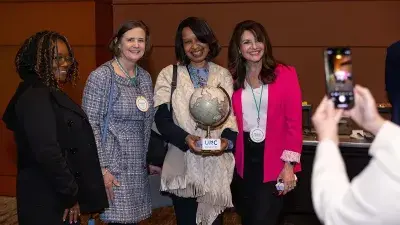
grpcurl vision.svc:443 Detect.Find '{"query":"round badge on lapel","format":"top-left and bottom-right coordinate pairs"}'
top-left (136, 96), bottom-right (149, 112)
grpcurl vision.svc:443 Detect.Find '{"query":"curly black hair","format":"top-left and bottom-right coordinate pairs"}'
top-left (15, 30), bottom-right (79, 89)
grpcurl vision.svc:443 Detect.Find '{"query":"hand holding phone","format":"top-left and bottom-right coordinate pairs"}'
top-left (324, 47), bottom-right (355, 109)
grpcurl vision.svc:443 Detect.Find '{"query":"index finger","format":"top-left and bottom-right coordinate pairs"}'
top-left (62, 209), bottom-right (69, 221)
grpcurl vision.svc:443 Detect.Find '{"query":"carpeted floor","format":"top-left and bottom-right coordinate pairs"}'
top-left (141, 207), bottom-right (241, 225)
top-left (0, 196), bottom-right (241, 225)
top-left (0, 197), bottom-right (18, 225)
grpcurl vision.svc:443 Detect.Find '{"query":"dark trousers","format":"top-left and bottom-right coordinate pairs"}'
top-left (171, 195), bottom-right (223, 225)
top-left (231, 174), bottom-right (283, 225)
top-left (231, 132), bottom-right (284, 225)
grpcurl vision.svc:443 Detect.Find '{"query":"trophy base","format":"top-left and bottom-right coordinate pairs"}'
top-left (201, 138), bottom-right (221, 150)
top-left (197, 138), bottom-right (224, 156)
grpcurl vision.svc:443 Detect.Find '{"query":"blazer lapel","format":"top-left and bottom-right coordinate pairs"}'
top-left (234, 89), bottom-right (243, 130)
top-left (50, 90), bottom-right (87, 118)
top-left (265, 81), bottom-right (276, 140)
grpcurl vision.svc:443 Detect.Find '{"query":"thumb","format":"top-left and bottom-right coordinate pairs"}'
top-left (193, 135), bottom-right (201, 141)
top-left (113, 179), bottom-right (121, 187)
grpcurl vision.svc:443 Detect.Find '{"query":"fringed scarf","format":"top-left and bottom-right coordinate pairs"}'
top-left (153, 62), bottom-right (237, 224)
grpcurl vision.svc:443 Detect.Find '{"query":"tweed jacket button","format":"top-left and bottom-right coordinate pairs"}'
top-left (69, 148), bottom-right (78, 154)
top-left (67, 120), bottom-right (74, 127)
top-left (74, 172), bottom-right (81, 178)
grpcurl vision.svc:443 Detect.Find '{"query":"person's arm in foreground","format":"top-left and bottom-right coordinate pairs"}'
top-left (312, 85), bottom-right (400, 225)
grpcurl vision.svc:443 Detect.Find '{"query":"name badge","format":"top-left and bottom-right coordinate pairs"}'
top-left (201, 138), bottom-right (221, 151)
top-left (136, 96), bottom-right (149, 112)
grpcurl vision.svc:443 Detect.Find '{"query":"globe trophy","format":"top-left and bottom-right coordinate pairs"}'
top-left (188, 85), bottom-right (232, 156)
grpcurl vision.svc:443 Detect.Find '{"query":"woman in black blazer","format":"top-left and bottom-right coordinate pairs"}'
top-left (2, 31), bottom-right (108, 225)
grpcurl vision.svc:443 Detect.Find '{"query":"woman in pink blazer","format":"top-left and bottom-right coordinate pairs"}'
top-left (228, 20), bottom-right (303, 225)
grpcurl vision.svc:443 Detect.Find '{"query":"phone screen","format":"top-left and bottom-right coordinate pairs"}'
top-left (324, 47), bottom-right (354, 109)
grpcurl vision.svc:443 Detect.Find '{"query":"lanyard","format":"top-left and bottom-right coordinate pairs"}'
top-left (250, 84), bottom-right (263, 127)
top-left (115, 57), bottom-right (138, 86)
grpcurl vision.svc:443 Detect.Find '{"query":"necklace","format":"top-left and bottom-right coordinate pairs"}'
top-left (115, 57), bottom-right (138, 86)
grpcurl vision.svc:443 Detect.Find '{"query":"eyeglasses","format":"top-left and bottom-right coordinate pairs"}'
top-left (54, 55), bottom-right (74, 65)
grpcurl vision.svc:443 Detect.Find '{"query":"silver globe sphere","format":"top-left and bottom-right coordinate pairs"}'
top-left (189, 85), bottom-right (231, 137)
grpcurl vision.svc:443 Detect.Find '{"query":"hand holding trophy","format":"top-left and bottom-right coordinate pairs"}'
top-left (188, 85), bottom-right (232, 156)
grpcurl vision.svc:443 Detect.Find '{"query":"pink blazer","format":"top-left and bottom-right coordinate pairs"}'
top-left (232, 64), bottom-right (303, 182)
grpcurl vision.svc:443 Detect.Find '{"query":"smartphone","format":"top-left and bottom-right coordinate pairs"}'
top-left (324, 47), bottom-right (355, 109)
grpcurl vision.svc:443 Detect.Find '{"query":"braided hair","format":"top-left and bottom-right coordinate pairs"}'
top-left (15, 30), bottom-right (79, 89)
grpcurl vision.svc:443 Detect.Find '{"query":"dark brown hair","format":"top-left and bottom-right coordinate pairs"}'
top-left (109, 20), bottom-right (151, 57)
top-left (228, 20), bottom-right (281, 90)
top-left (15, 30), bottom-right (79, 89)
top-left (175, 17), bottom-right (221, 65)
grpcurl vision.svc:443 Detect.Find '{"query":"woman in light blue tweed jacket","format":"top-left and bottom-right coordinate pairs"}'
top-left (81, 20), bottom-right (156, 225)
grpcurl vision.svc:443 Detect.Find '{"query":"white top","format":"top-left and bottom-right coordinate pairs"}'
top-left (312, 121), bottom-right (400, 225)
top-left (242, 80), bottom-right (268, 132)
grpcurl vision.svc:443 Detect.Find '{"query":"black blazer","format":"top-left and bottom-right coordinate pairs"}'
top-left (12, 81), bottom-right (108, 225)
top-left (385, 40), bottom-right (400, 96)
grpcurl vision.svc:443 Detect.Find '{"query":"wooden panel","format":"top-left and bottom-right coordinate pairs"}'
top-left (0, 1), bottom-right (96, 46)
top-left (96, 45), bottom-right (113, 67)
top-left (113, 0), bottom-right (400, 4)
top-left (139, 47), bottom-right (176, 82)
top-left (0, 0), bottom-right (92, 2)
top-left (0, 46), bottom-right (97, 111)
top-left (0, 46), bottom-right (21, 113)
top-left (0, 123), bottom-right (17, 177)
top-left (0, 176), bottom-right (16, 196)
top-left (95, 1), bottom-right (114, 46)
top-left (0, 0), bottom-right (111, 2)
top-left (113, 1), bottom-right (400, 47)
top-left (143, 46), bottom-right (387, 108)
